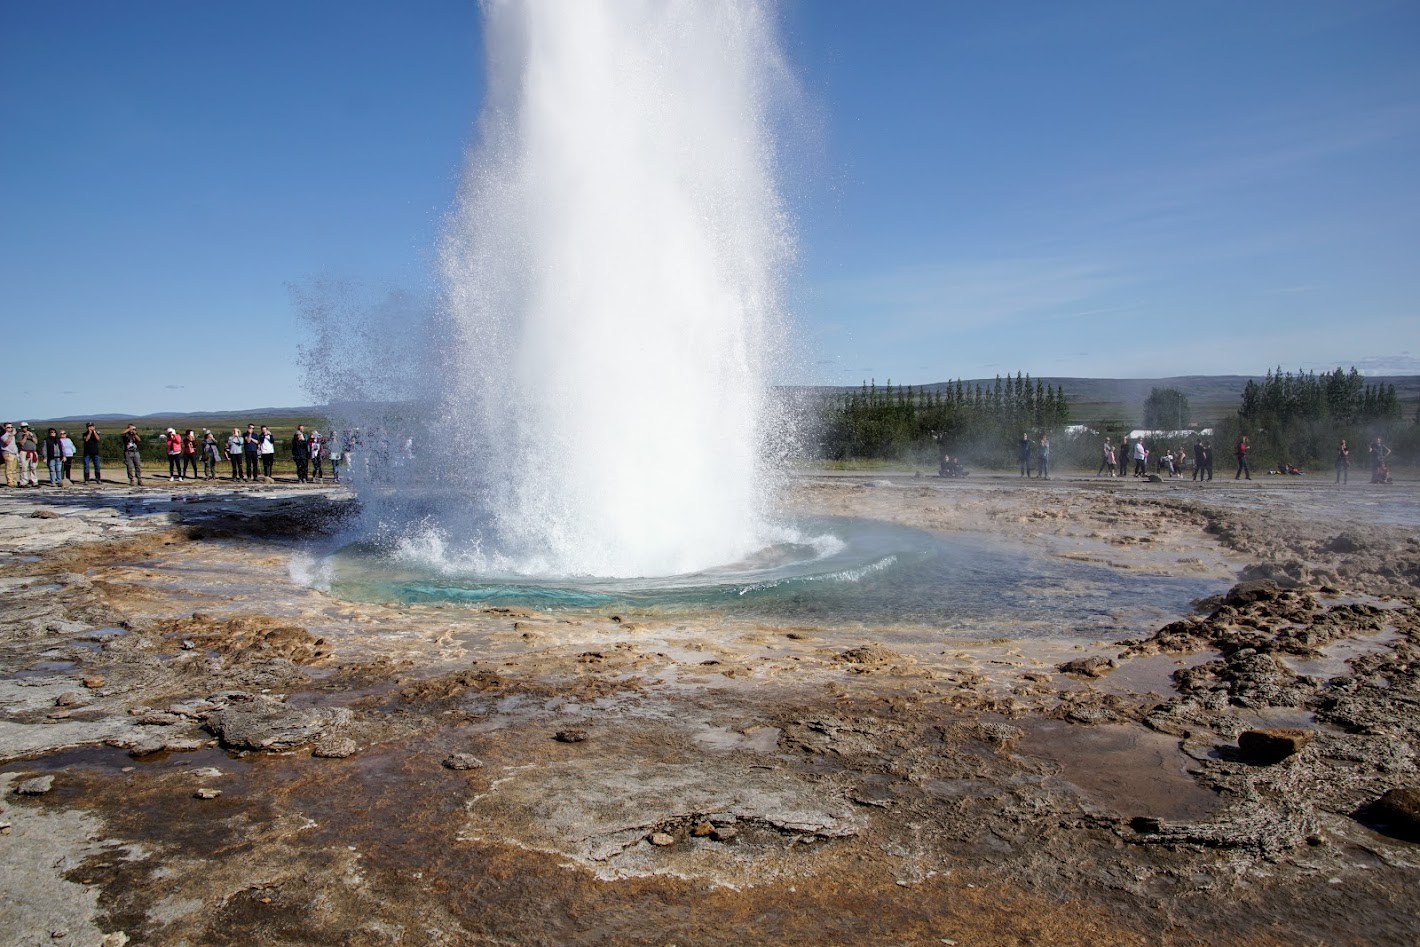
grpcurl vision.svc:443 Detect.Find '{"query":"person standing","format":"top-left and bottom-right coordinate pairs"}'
top-left (1018, 434), bottom-right (1032, 478)
top-left (82, 422), bottom-right (102, 484)
top-left (165, 428), bottom-right (183, 481)
top-left (1132, 438), bottom-right (1147, 477)
top-left (1036, 434), bottom-right (1050, 480)
top-left (1096, 439), bottom-right (1113, 478)
top-left (1234, 435), bottom-right (1252, 480)
top-left (42, 427), bottom-right (64, 486)
top-left (121, 424), bottom-right (144, 485)
top-left (2, 421), bottom-right (18, 487)
top-left (17, 423), bottom-right (39, 486)
top-left (309, 430), bottom-right (324, 482)
top-left (291, 424), bottom-right (310, 483)
top-left (1335, 439), bottom-right (1350, 485)
top-left (226, 428), bottom-right (245, 481)
top-left (259, 425), bottom-right (275, 479)
top-left (58, 429), bottom-right (76, 483)
top-left (243, 424), bottom-right (260, 480)
top-left (329, 431), bottom-right (343, 482)
top-left (202, 431), bottom-right (220, 480)
top-left (1192, 441), bottom-right (1206, 482)
top-left (1369, 437), bottom-right (1391, 483)
top-left (181, 429), bottom-right (200, 480)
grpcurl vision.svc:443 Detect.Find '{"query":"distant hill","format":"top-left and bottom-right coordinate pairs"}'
top-left (44, 406), bottom-right (325, 425)
top-left (30, 374), bottom-right (1420, 431)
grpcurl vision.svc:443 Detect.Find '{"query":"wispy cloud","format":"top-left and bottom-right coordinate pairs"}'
top-left (811, 257), bottom-right (1122, 336)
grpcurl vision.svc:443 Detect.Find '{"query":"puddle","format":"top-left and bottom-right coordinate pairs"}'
top-left (1096, 651), bottom-right (1215, 698)
top-left (1015, 721), bottom-right (1220, 821)
top-left (81, 627), bottom-right (128, 640)
top-left (1279, 628), bottom-right (1400, 681)
top-left (5, 660), bottom-right (79, 679)
top-left (691, 724), bottom-right (782, 754)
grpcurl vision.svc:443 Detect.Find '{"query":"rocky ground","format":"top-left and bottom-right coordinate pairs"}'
top-left (1, 473), bottom-right (1418, 946)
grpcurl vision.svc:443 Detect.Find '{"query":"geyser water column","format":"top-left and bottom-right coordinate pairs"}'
top-left (438, 0), bottom-right (795, 578)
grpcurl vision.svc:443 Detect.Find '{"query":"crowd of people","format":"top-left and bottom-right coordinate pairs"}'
top-left (1, 420), bottom-right (356, 488)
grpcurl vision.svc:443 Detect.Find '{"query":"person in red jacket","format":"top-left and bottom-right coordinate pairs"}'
top-left (1234, 435), bottom-right (1252, 480)
top-left (165, 427), bottom-right (183, 481)
top-left (181, 429), bottom-right (199, 481)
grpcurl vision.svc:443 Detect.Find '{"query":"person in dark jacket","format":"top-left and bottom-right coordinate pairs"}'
top-left (1018, 434), bottom-right (1032, 478)
top-left (243, 424), bottom-right (260, 481)
top-left (82, 422), bottom-right (102, 484)
top-left (42, 427), bottom-right (64, 486)
top-left (291, 425), bottom-right (310, 483)
top-left (1192, 440), bottom-right (1206, 482)
top-left (120, 424), bottom-right (144, 486)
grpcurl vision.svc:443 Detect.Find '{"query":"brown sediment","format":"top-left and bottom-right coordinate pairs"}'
top-left (2, 477), bottom-right (1419, 944)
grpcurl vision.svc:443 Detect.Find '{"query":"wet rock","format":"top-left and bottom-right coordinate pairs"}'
top-left (136, 712), bottom-right (183, 726)
top-left (1324, 533), bottom-right (1364, 554)
top-left (54, 691), bottom-right (86, 707)
top-left (204, 694), bottom-right (332, 751)
top-left (81, 676), bottom-right (105, 689)
top-left (29, 510), bottom-right (58, 519)
top-left (1360, 787), bottom-right (1420, 842)
top-left (441, 752), bottom-right (483, 771)
top-left (1223, 580), bottom-right (1282, 606)
top-left (969, 722), bottom-right (1024, 749)
top-left (554, 729), bottom-right (588, 743)
top-left (168, 699), bottom-right (217, 718)
top-left (16, 775), bottom-right (54, 795)
top-left (1059, 656), bottom-right (1116, 678)
top-left (194, 788), bottom-right (222, 800)
top-left (1239, 561), bottom-right (1308, 589)
top-left (313, 736), bottom-right (359, 759)
top-left (833, 644), bottom-right (906, 666)
top-left (128, 739), bottom-right (167, 758)
top-left (1238, 728), bottom-right (1312, 764)
top-left (648, 832), bottom-right (674, 846)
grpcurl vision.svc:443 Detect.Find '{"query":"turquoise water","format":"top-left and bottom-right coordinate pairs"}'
top-left (320, 516), bottom-right (1222, 637)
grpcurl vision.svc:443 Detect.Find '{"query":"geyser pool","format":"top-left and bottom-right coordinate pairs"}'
top-left (315, 515), bottom-right (1223, 639)
top-left (323, 0), bottom-right (797, 580)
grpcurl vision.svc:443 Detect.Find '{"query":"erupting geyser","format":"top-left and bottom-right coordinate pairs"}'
top-left (431, 0), bottom-right (795, 577)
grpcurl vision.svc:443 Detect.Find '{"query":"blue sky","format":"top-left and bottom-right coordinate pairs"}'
top-left (3, 0), bottom-right (1417, 419)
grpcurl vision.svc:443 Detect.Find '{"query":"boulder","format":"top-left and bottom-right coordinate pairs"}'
top-left (1238, 728), bottom-right (1312, 764)
top-left (442, 752), bottom-right (484, 771)
top-left (16, 775), bottom-right (55, 795)
top-left (1059, 656), bottom-right (1116, 678)
top-left (1363, 787), bottom-right (1420, 842)
top-left (204, 694), bottom-right (330, 752)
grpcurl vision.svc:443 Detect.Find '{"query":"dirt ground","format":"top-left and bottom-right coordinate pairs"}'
top-left (2, 472), bottom-right (1418, 946)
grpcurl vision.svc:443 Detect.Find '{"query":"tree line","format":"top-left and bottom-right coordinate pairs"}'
top-left (1216, 367), bottom-right (1413, 469)
top-left (819, 373), bottom-right (1070, 463)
